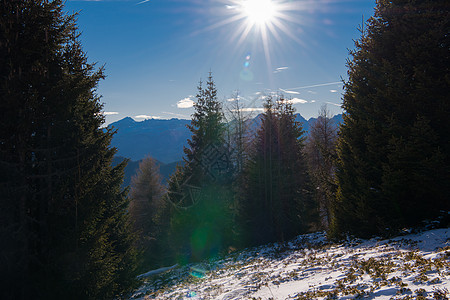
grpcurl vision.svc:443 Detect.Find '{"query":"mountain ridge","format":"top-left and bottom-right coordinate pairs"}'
top-left (108, 113), bottom-right (343, 164)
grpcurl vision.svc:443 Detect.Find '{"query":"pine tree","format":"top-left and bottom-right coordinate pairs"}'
top-left (241, 96), bottom-right (314, 245)
top-left (333, 0), bottom-right (449, 238)
top-left (241, 97), bottom-right (279, 245)
top-left (183, 72), bottom-right (229, 183)
top-left (0, 1), bottom-right (137, 298)
top-left (168, 73), bottom-right (234, 262)
top-left (275, 98), bottom-right (315, 239)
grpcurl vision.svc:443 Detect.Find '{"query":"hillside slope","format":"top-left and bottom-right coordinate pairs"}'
top-left (131, 227), bottom-right (450, 299)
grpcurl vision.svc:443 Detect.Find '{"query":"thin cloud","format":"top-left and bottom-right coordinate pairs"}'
top-left (326, 102), bottom-right (341, 107)
top-left (233, 108), bottom-right (265, 112)
top-left (227, 95), bottom-right (243, 102)
top-left (162, 111), bottom-right (190, 119)
top-left (279, 88), bottom-right (300, 95)
top-left (330, 90), bottom-right (338, 93)
top-left (136, 0), bottom-right (151, 5)
top-left (177, 97), bottom-right (194, 109)
top-left (289, 98), bottom-right (308, 104)
top-left (135, 115), bottom-right (162, 119)
top-left (274, 67), bottom-right (289, 74)
top-left (103, 111), bottom-right (119, 115)
top-left (286, 81), bottom-right (342, 91)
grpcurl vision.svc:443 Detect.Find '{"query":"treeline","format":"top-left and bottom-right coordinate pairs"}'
top-left (127, 75), bottom-right (321, 271)
top-left (1, 0), bottom-right (448, 299)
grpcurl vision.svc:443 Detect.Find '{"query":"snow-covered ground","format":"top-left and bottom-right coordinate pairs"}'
top-left (131, 228), bottom-right (450, 299)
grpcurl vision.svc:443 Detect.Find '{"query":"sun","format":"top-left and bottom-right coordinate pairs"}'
top-left (210, 0), bottom-right (308, 79)
top-left (221, 0), bottom-right (305, 47)
top-left (241, 0), bottom-right (278, 26)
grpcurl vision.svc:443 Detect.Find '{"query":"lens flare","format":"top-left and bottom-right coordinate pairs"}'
top-left (241, 53), bottom-right (254, 81)
top-left (189, 267), bottom-right (206, 279)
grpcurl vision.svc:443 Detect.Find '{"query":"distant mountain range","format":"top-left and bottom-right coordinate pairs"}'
top-left (109, 113), bottom-right (343, 187)
top-left (109, 117), bottom-right (191, 163)
top-left (108, 114), bottom-right (343, 164)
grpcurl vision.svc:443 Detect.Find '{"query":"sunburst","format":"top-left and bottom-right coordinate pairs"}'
top-left (241, 0), bottom-right (278, 27)
top-left (224, 1), bottom-right (307, 44)
top-left (212, 0), bottom-right (308, 77)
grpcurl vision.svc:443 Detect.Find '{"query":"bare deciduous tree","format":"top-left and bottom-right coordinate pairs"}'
top-left (129, 157), bottom-right (164, 252)
top-left (306, 104), bottom-right (338, 229)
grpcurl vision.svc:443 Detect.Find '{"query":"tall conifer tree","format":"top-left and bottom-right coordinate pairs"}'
top-left (334, 0), bottom-right (449, 237)
top-left (0, 1), bottom-right (137, 298)
top-left (168, 73), bottom-right (233, 262)
top-left (241, 96), bottom-right (314, 245)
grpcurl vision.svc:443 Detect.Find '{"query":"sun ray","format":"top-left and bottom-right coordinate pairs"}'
top-left (204, 13), bottom-right (246, 32)
top-left (266, 21), bottom-right (283, 45)
top-left (229, 19), bottom-right (254, 47)
top-left (261, 25), bottom-right (273, 78)
top-left (271, 19), bottom-right (305, 46)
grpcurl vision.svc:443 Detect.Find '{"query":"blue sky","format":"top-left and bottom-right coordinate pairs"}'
top-left (65, 0), bottom-right (375, 124)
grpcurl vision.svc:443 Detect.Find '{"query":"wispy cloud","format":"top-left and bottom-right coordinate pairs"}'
top-left (103, 111), bottom-right (119, 115)
top-left (227, 95), bottom-right (243, 102)
top-left (330, 90), bottom-right (338, 93)
top-left (279, 88), bottom-right (300, 95)
top-left (162, 111), bottom-right (190, 119)
top-left (135, 115), bottom-right (162, 120)
top-left (136, 0), bottom-right (151, 5)
top-left (177, 97), bottom-right (194, 109)
top-left (274, 66), bottom-right (289, 74)
top-left (233, 107), bottom-right (265, 112)
top-left (323, 19), bottom-right (333, 25)
top-left (286, 81), bottom-right (342, 91)
top-left (289, 98), bottom-right (308, 104)
top-left (326, 102), bottom-right (341, 107)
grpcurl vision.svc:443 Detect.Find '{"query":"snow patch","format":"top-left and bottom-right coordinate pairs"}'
top-left (131, 228), bottom-right (450, 299)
